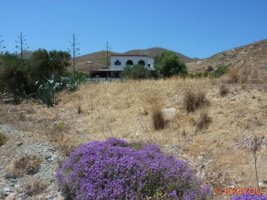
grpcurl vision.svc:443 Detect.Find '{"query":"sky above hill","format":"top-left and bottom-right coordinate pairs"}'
top-left (0, 0), bottom-right (266, 58)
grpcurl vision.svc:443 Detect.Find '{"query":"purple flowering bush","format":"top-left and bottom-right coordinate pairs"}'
top-left (231, 194), bottom-right (267, 200)
top-left (56, 138), bottom-right (212, 200)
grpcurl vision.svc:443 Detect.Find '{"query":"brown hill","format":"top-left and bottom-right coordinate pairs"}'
top-left (125, 47), bottom-right (197, 63)
top-left (75, 48), bottom-right (197, 73)
top-left (187, 39), bottom-right (267, 72)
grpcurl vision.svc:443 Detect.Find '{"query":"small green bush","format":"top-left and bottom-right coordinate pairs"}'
top-left (122, 64), bottom-right (151, 79)
top-left (210, 66), bottom-right (228, 78)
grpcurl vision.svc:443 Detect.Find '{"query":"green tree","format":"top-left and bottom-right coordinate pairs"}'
top-left (49, 50), bottom-right (71, 75)
top-left (154, 51), bottom-right (187, 77)
top-left (122, 64), bottom-right (151, 79)
top-left (30, 49), bottom-right (71, 82)
top-left (0, 53), bottom-right (28, 102)
top-left (30, 49), bottom-right (50, 80)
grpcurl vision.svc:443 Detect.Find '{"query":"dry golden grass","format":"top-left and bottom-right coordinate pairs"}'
top-left (0, 77), bottom-right (267, 190)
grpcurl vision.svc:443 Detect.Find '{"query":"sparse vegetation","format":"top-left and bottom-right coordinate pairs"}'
top-left (23, 177), bottom-right (47, 196)
top-left (47, 122), bottom-right (78, 156)
top-left (151, 105), bottom-right (165, 130)
top-left (195, 112), bottom-right (212, 130)
top-left (219, 83), bottom-right (229, 96)
top-left (14, 155), bottom-right (41, 175)
top-left (183, 89), bottom-right (210, 112)
top-left (240, 133), bottom-right (266, 188)
top-left (0, 132), bottom-right (7, 146)
top-left (210, 66), bottom-right (228, 78)
top-left (5, 155), bottom-right (41, 178)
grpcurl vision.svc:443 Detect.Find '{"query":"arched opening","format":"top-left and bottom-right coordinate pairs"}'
top-left (138, 60), bottom-right (145, 65)
top-left (114, 60), bottom-right (121, 66)
top-left (126, 60), bottom-right (133, 66)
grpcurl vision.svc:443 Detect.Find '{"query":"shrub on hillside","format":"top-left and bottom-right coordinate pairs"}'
top-left (154, 51), bottom-right (187, 77)
top-left (195, 112), bottom-right (212, 130)
top-left (210, 66), bottom-right (228, 78)
top-left (122, 64), bottom-right (151, 79)
top-left (5, 155), bottom-right (41, 179)
top-left (183, 89), bottom-right (210, 112)
top-left (56, 138), bottom-right (212, 200)
top-left (219, 84), bottom-right (229, 96)
top-left (152, 105), bottom-right (166, 130)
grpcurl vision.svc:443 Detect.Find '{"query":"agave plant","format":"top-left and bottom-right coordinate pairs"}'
top-left (37, 72), bottom-right (87, 106)
top-left (37, 73), bottom-right (61, 107)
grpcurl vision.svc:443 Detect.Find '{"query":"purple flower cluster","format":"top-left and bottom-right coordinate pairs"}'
top-left (56, 138), bottom-right (212, 200)
top-left (231, 194), bottom-right (267, 200)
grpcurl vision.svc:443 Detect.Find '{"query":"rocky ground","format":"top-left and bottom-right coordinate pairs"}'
top-left (0, 124), bottom-right (64, 200)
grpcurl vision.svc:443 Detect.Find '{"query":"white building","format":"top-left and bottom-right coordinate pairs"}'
top-left (89, 54), bottom-right (155, 78)
top-left (110, 54), bottom-right (154, 70)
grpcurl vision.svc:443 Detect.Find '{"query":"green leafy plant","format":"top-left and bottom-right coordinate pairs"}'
top-left (154, 51), bottom-right (187, 77)
top-left (122, 64), bottom-right (151, 79)
top-left (210, 66), bottom-right (228, 78)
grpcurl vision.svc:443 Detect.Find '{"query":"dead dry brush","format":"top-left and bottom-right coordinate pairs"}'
top-left (183, 89), bottom-right (210, 112)
top-left (195, 111), bottom-right (212, 131)
top-left (5, 155), bottom-right (41, 179)
top-left (23, 176), bottom-right (47, 196)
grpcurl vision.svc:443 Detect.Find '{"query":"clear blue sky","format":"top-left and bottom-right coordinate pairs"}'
top-left (0, 0), bottom-right (266, 58)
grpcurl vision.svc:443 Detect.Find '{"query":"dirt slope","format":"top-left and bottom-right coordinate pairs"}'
top-left (187, 39), bottom-right (267, 72)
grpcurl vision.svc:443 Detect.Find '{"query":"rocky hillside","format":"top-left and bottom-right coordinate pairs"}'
top-left (187, 39), bottom-right (267, 72)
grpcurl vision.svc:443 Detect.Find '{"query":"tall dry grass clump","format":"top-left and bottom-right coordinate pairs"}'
top-left (219, 84), bottom-right (229, 97)
top-left (152, 104), bottom-right (166, 130)
top-left (195, 112), bottom-right (212, 131)
top-left (0, 132), bottom-right (7, 146)
top-left (183, 89), bottom-right (210, 112)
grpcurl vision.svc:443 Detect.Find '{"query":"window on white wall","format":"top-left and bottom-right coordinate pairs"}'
top-left (114, 60), bottom-right (121, 65)
top-left (126, 60), bottom-right (133, 65)
top-left (138, 60), bottom-right (145, 65)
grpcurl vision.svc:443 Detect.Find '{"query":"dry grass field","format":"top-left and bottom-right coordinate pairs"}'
top-left (1, 75), bottom-right (267, 199)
